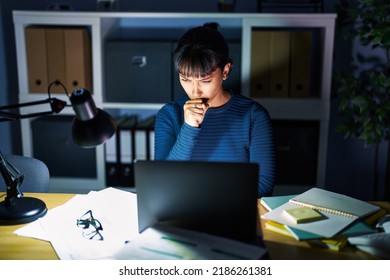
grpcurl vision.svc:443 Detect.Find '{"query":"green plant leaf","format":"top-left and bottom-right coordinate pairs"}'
top-left (334, 0), bottom-right (390, 147)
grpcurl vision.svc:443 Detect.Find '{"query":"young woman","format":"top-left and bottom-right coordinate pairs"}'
top-left (154, 22), bottom-right (276, 197)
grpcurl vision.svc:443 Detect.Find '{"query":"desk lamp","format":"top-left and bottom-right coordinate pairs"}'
top-left (0, 80), bottom-right (116, 225)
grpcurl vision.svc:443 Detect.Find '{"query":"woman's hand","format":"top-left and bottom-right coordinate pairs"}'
top-left (183, 98), bottom-right (209, 127)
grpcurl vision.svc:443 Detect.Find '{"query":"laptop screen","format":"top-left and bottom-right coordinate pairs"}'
top-left (134, 160), bottom-right (259, 243)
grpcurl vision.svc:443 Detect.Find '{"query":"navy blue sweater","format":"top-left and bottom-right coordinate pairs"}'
top-left (154, 93), bottom-right (276, 197)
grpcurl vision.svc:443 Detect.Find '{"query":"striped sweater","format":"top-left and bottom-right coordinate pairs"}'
top-left (154, 93), bottom-right (276, 197)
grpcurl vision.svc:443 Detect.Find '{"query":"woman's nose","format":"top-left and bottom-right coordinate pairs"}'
top-left (192, 82), bottom-right (202, 96)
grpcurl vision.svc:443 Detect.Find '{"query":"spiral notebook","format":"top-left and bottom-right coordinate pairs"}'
top-left (289, 188), bottom-right (380, 219)
top-left (261, 188), bottom-right (380, 238)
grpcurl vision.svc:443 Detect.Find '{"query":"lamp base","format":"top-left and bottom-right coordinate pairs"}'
top-left (0, 197), bottom-right (47, 225)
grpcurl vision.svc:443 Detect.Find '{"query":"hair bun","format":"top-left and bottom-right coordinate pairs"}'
top-left (203, 22), bottom-right (219, 30)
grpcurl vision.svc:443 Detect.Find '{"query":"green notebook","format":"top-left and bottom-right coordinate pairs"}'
top-left (260, 195), bottom-right (296, 211)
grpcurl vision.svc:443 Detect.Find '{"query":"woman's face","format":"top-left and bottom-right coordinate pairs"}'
top-left (179, 64), bottom-right (230, 106)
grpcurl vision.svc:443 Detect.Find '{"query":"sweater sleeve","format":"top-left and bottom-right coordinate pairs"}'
top-left (250, 104), bottom-right (276, 197)
top-left (154, 103), bottom-right (200, 160)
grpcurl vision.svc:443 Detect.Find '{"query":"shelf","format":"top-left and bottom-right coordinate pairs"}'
top-left (13, 11), bottom-right (336, 194)
top-left (258, 0), bottom-right (324, 13)
top-left (258, 98), bottom-right (330, 120)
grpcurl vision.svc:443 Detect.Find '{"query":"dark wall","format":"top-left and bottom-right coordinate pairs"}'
top-left (325, 2), bottom-right (388, 200)
top-left (0, 3), bottom-right (11, 153)
top-left (0, 0), bottom-right (41, 155)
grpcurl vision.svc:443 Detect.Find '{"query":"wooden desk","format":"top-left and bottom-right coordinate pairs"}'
top-left (0, 193), bottom-right (75, 260)
top-left (0, 192), bottom-right (388, 260)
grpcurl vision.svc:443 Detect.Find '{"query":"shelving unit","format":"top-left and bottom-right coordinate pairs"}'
top-left (13, 11), bottom-right (336, 194)
top-left (257, 0), bottom-right (324, 13)
top-left (241, 14), bottom-right (336, 195)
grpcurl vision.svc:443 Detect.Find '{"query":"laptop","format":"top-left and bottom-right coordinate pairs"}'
top-left (134, 160), bottom-right (259, 243)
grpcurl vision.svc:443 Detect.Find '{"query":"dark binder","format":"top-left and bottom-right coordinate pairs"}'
top-left (117, 115), bottom-right (138, 187)
top-left (105, 116), bottom-right (137, 187)
top-left (134, 115), bottom-right (156, 161)
top-left (105, 115), bottom-right (156, 187)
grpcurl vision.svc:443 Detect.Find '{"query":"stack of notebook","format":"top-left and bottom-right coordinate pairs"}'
top-left (260, 188), bottom-right (384, 251)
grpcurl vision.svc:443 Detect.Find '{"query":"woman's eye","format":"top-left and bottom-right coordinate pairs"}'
top-left (202, 80), bottom-right (211, 83)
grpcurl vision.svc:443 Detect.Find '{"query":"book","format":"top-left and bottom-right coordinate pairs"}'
top-left (261, 188), bottom-right (380, 238)
top-left (283, 207), bottom-right (323, 224)
top-left (265, 217), bottom-right (377, 239)
top-left (265, 221), bottom-right (321, 240)
top-left (260, 194), bottom-right (378, 240)
top-left (289, 188), bottom-right (380, 219)
top-left (264, 221), bottom-right (293, 238)
top-left (347, 232), bottom-right (390, 259)
top-left (262, 194), bottom-right (378, 252)
top-left (264, 221), bottom-right (348, 251)
top-left (311, 237), bottom-right (348, 252)
top-left (264, 221), bottom-right (347, 251)
top-left (260, 194), bottom-right (296, 212)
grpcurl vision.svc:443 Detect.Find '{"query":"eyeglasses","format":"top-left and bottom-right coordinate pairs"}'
top-left (76, 210), bottom-right (104, 241)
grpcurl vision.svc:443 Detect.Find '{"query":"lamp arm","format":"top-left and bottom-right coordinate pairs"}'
top-left (0, 151), bottom-right (23, 206)
top-left (0, 98), bottom-right (68, 122)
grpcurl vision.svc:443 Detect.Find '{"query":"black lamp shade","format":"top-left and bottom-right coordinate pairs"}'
top-left (72, 109), bottom-right (116, 148)
top-left (70, 88), bottom-right (116, 148)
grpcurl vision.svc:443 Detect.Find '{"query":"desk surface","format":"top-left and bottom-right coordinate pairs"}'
top-left (0, 192), bottom-right (389, 260)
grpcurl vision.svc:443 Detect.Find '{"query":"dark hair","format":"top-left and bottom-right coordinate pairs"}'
top-left (173, 22), bottom-right (232, 78)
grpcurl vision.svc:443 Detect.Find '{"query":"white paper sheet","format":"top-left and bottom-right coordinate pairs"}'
top-left (15, 188), bottom-right (139, 259)
top-left (112, 224), bottom-right (267, 260)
